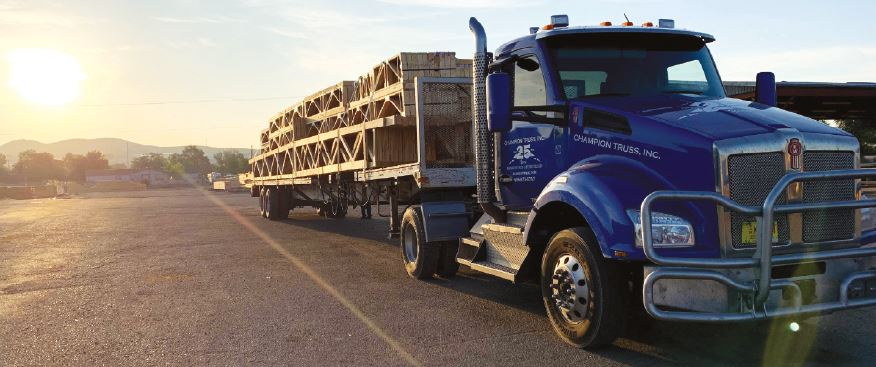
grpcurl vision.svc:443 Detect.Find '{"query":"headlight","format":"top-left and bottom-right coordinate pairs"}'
top-left (626, 209), bottom-right (695, 248)
top-left (862, 194), bottom-right (876, 232)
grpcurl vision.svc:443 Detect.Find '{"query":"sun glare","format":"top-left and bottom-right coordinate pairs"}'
top-left (7, 48), bottom-right (85, 106)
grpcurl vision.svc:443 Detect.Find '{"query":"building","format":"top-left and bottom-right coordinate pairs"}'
top-left (723, 81), bottom-right (875, 121)
top-left (85, 169), bottom-right (169, 185)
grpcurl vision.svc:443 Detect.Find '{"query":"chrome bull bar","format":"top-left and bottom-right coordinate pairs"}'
top-left (641, 169), bottom-right (876, 322)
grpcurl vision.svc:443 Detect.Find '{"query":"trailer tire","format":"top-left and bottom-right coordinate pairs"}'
top-left (277, 187), bottom-right (290, 219)
top-left (259, 187), bottom-right (267, 218)
top-left (436, 241), bottom-right (459, 278)
top-left (541, 227), bottom-right (626, 349)
top-left (266, 187), bottom-right (282, 220)
top-left (400, 207), bottom-right (438, 279)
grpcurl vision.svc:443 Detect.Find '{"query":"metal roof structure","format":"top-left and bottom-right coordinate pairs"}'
top-left (724, 81), bottom-right (876, 120)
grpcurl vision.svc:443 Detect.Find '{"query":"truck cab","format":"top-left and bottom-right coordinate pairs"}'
top-left (398, 15), bottom-right (876, 348)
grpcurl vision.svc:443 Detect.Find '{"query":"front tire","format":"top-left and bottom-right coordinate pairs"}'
top-left (541, 227), bottom-right (626, 348)
top-left (400, 207), bottom-right (438, 279)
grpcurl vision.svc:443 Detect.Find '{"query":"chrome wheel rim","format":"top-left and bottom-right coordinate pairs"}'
top-left (402, 224), bottom-right (417, 263)
top-left (550, 254), bottom-right (590, 323)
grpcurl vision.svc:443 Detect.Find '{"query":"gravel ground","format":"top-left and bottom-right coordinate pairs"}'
top-left (1, 187), bottom-right (874, 366)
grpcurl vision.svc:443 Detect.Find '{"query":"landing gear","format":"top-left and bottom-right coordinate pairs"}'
top-left (541, 227), bottom-right (626, 349)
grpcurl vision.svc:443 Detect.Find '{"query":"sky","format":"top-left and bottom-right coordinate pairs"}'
top-left (1, 0), bottom-right (874, 149)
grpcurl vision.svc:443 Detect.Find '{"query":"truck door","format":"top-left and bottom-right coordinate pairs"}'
top-left (497, 55), bottom-right (566, 210)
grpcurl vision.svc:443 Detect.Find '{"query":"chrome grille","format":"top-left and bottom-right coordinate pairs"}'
top-left (727, 152), bottom-right (790, 248)
top-left (802, 151), bottom-right (856, 243)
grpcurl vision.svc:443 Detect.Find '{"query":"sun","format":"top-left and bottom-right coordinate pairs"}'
top-left (7, 48), bottom-right (85, 106)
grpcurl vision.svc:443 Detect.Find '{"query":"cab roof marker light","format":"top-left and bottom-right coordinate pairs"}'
top-left (600, 21), bottom-right (612, 26)
top-left (550, 14), bottom-right (569, 28)
top-left (658, 19), bottom-right (675, 28)
top-left (642, 21), bottom-right (654, 27)
top-left (621, 21), bottom-right (634, 26)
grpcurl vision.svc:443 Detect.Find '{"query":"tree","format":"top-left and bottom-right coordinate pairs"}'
top-left (163, 159), bottom-right (185, 176)
top-left (131, 153), bottom-right (168, 171)
top-left (834, 120), bottom-right (876, 155)
top-left (63, 150), bottom-right (109, 182)
top-left (14, 150), bottom-right (64, 182)
top-left (213, 150), bottom-right (249, 175)
top-left (0, 153), bottom-right (7, 175)
top-left (168, 146), bottom-right (211, 174)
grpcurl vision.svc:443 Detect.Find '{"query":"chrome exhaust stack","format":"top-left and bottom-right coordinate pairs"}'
top-left (469, 17), bottom-right (505, 223)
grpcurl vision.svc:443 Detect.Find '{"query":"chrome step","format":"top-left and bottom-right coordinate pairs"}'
top-left (457, 258), bottom-right (517, 281)
top-left (481, 223), bottom-right (528, 271)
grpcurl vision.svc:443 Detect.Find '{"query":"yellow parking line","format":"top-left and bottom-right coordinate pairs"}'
top-left (198, 187), bottom-right (421, 366)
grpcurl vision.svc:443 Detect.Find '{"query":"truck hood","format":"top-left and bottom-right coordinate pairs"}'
top-left (577, 95), bottom-right (849, 140)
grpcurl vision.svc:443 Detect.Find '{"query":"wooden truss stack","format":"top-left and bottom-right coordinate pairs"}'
top-left (251, 52), bottom-right (471, 180)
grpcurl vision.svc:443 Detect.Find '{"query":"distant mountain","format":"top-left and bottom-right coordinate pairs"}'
top-left (0, 138), bottom-right (252, 165)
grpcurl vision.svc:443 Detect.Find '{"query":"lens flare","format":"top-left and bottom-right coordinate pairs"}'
top-left (789, 322), bottom-right (800, 332)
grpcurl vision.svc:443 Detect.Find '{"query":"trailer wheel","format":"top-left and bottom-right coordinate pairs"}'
top-left (541, 227), bottom-right (626, 349)
top-left (436, 241), bottom-right (459, 278)
top-left (259, 187), bottom-right (267, 218)
top-left (276, 187), bottom-right (290, 220)
top-left (265, 187), bottom-right (282, 220)
top-left (400, 207), bottom-right (438, 279)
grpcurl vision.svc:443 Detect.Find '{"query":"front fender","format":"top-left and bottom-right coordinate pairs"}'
top-left (524, 154), bottom-right (720, 261)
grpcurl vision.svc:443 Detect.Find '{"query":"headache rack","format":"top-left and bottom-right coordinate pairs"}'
top-left (642, 169), bottom-right (876, 322)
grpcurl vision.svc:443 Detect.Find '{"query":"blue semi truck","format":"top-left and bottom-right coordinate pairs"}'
top-left (253, 15), bottom-right (876, 348)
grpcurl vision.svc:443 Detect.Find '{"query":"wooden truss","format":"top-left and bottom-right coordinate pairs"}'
top-left (251, 52), bottom-right (471, 180)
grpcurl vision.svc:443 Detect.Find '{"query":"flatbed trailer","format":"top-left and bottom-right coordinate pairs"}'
top-left (250, 61), bottom-right (477, 233)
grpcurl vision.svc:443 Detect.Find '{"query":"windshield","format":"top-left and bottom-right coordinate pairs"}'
top-left (546, 33), bottom-right (725, 99)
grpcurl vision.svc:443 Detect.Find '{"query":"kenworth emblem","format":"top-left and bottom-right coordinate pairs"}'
top-left (788, 138), bottom-right (803, 170)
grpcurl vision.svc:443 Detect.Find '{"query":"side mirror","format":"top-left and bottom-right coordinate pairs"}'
top-left (755, 72), bottom-right (777, 107)
top-left (486, 72), bottom-right (512, 132)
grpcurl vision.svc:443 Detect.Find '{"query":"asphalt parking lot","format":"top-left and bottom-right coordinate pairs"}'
top-left (1, 187), bottom-right (874, 366)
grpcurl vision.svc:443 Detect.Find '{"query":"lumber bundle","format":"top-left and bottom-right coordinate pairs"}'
top-left (252, 52), bottom-right (472, 180)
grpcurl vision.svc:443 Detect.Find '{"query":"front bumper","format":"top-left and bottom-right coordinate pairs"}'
top-left (641, 169), bottom-right (876, 322)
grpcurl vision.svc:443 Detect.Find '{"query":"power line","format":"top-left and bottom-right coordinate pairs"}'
top-left (77, 95), bottom-right (304, 106)
top-left (0, 95), bottom-right (304, 108)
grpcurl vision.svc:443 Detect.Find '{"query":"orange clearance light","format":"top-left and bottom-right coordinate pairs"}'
top-left (642, 21), bottom-right (654, 27)
top-left (599, 21), bottom-right (612, 26)
top-left (622, 21), bottom-right (633, 26)
top-left (542, 24), bottom-right (555, 30)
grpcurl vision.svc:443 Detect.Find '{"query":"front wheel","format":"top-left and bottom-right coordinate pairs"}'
top-left (541, 227), bottom-right (626, 348)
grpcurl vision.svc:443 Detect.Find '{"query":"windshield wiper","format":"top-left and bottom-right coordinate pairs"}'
top-left (663, 90), bottom-right (705, 95)
top-left (575, 92), bottom-right (630, 99)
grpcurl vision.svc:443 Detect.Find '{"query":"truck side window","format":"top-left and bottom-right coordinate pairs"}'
top-left (513, 56), bottom-right (546, 107)
top-left (666, 60), bottom-right (709, 93)
top-left (559, 71), bottom-right (608, 98)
